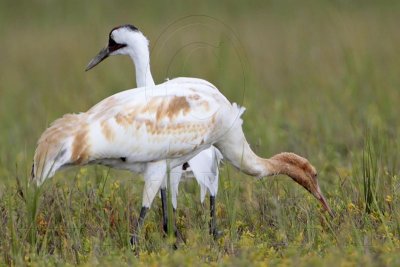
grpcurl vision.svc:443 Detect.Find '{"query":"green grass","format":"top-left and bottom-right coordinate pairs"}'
top-left (1, 0), bottom-right (400, 265)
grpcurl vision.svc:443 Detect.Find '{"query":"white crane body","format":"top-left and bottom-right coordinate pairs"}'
top-left (85, 25), bottom-right (224, 207)
top-left (33, 77), bottom-right (244, 207)
top-left (33, 25), bottom-right (333, 244)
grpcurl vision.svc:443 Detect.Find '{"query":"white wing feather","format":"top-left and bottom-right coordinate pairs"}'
top-left (188, 147), bottom-right (223, 202)
top-left (170, 166), bottom-right (183, 209)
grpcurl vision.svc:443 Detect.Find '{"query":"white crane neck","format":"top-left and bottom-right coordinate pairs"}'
top-left (125, 40), bottom-right (155, 88)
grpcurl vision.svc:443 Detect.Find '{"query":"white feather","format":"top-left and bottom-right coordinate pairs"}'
top-left (33, 26), bottom-right (330, 234)
top-left (188, 147), bottom-right (223, 202)
top-left (33, 78), bottom-right (241, 209)
top-left (97, 26), bottom-right (223, 206)
top-left (34, 27), bottom-right (247, 211)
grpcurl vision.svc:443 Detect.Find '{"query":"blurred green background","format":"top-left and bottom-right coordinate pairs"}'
top-left (1, 0), bottom-right (400, 173)
top-left (1, 0), bottom-right (400, 265)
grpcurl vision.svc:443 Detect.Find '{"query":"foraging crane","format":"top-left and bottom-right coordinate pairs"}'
top-left (85, 24), bottom-right (223, 237)
top-left (32, 33), bottom-right (334, 249)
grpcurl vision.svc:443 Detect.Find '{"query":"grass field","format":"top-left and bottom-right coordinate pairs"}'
top-left (1, 1), bottom-right (400, 265)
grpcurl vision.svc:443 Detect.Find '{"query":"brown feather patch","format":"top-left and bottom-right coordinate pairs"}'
top-left (156, 96), bottom-right (191, 121)
top-left (270, 152), bottom-right (318, 192)
top-left (71, 125), bottom-right (90, 164)
top-left (101, 120), bottom-right (115, 141)
top-left (34, 113), bottom-right (86, 178)
top-left (272, 152), bottom-right (313, 172)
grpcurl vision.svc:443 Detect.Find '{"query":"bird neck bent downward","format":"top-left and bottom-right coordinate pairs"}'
top-left (217, 131), bottom-right (296, 179)
top-left (217, 132), bottom-right (276, 178)
top-left (235, 144), bottom-right (296, 179)
top-left (237, 142), bottom-right (278, 178)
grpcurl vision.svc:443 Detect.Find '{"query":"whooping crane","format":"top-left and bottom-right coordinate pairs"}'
top-left (85, 24), bottom-right (223, 237)
top-left (32, 32), bottom-right (334, 249)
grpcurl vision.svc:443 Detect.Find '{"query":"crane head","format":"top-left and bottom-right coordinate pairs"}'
top-left (85, 24), bottom-right (148, 71)
top-left (271, 153), bottom-right (334, 217)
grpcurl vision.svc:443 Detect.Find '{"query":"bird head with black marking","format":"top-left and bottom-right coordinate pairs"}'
top-left (86, 24), bottom-right (149, 71)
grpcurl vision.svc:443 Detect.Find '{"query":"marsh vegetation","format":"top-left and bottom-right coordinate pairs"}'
top-left (1, 1), bottom-right (400, 265)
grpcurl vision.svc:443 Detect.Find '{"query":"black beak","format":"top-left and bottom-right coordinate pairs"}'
top-left (85, 47), bottom-right (110, 71)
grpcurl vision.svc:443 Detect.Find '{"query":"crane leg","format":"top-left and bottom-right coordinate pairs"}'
top-left (173, 208), bottom-right (185, 244)
top-left (162, 166), bottom-right (184, 241)
top-left (130, 206), bottom-right (148, 247)
top-left (131, 161), bottom-right (166, 249)
top-left (209, 195), bottom-right (222, 239)
top-left (160, 188), bottom-right (169, 233)
top-left (161, 188), bottom-right (184, 244)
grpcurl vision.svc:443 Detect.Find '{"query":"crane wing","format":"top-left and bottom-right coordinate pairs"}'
top-left (188, 146), bottom-right (223, 202)
top-left (79, 81), bottom-right (224, 164)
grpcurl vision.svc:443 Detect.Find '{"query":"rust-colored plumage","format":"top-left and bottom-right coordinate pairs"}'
top-left (101, 120), bottom-right (115, 142)
top-left (34, 113), bottom-right (88, 178)
top-left (71, 124), bottom-right (90, 164)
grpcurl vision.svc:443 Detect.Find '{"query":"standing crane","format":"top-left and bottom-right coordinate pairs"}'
top-left (32, 28), bottom-right (333, 248)
top-left (85, 24), bottom-right (223, 238)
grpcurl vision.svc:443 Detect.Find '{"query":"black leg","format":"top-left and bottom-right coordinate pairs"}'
top-left (173, 209), bottom-right (185, 241)
top-left (161, 188), bottom-right (168, 234)
top-left (162, 194), bottom-right (184, 244)
top-left (209, 195), bottom-right (216, 236)
top-left (130, 206), bottom-right (148, 247)
top-left (172, 208), bottom-right (186, 250)
top-left (209, 195), bottom-right (222, 239)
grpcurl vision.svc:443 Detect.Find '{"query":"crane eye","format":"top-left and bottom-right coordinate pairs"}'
top-left (109, 37), bottom-right (117, 47)
top-left (107, 37), bottom-right (126, 52)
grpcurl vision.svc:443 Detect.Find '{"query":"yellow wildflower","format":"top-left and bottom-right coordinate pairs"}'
top-left (347, 202), bottom-right (357, 212)
top-left (111, 181), bottom-right (120, 191)
top-left (385, 195), bottom-right (393, 203)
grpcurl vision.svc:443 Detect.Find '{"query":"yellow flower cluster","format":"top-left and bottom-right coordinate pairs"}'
top-left (347, 202), bottom-right (359, 213)
top-left (385, 195), bottom-right (393, 203)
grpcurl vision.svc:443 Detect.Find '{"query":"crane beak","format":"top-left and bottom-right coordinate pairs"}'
top-left (85, 47), bottom-right (110, 71)
top-left (316, 190), bottom-right (334, 218)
